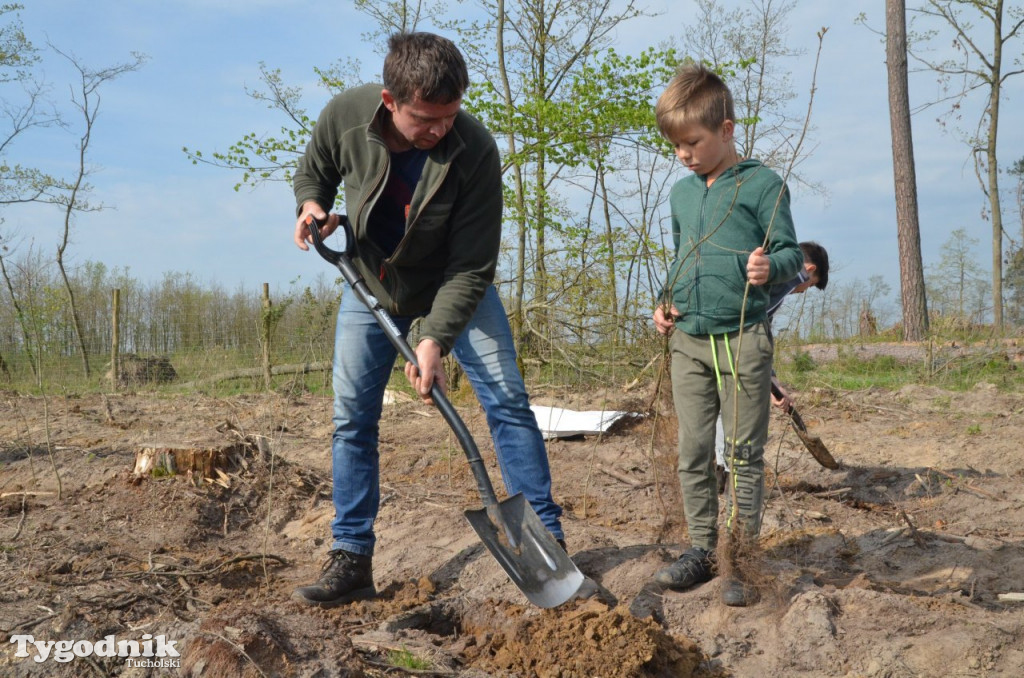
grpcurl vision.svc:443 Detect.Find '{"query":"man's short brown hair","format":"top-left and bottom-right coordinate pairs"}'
top-left (383, 32), bottom-right (469, 105)
top-left (655, 63), bottom-right (735, 141)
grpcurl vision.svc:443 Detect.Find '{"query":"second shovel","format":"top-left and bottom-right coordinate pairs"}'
top-left (771, 382), bottom-right (839, 469)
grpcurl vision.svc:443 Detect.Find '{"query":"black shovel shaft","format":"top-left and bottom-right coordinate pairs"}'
top-left (770, 380), bottom-right (808, 431)
top-left (305, 216), bottom-right (500, 508)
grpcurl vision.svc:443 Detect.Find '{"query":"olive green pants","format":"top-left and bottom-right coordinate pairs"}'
top-left (670, 322), bottom-right (773, 551)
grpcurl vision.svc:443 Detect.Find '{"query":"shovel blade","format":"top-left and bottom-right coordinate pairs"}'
top-left (787, 406), bottom-right (840, 469)
top-left (792, 425), bottom-right (840, 469)
top-left (465, 493), bottom-right (584, 608)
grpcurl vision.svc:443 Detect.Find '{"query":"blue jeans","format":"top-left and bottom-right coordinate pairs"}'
top-left (329, 284), bottom-right (563, 555)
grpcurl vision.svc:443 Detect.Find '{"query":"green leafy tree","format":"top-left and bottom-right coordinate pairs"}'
top-left (183, 60), bottom-right (362, 192)
top-left (450, 0), bottom-right (660, 349)
top-left (470, 41), bottom-right (679, 348)
top-left (0, 8), bottom-right (145, 382)
top-left (0, 4), bottom-right (63, 379)
top-left (0, 3), bottom-right (62, 208)
top-left (558, 48), bottom-right (680, 347)
top-left (354, 0), bottom-right (433, 52)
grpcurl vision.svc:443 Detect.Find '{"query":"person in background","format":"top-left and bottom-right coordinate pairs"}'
top-left (714, 241), bottom-right (829, 492)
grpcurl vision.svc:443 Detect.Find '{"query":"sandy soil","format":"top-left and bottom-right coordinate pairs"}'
top-left (1, 352), bottom-right (1023, 677)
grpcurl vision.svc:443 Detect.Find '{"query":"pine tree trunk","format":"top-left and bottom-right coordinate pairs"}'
top-left (886, 0), bottom-right (929, 340)
top-left (987, 2), bottom-right (1005, 328)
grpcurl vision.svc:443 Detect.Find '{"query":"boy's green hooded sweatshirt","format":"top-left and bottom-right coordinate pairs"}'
top-left (293, 84), bottom-right (503, 355)
top-left (665, 159), bottom-right (803, 336)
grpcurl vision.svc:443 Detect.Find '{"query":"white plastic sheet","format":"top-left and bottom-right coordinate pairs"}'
top-left (530, 405), bottom-right (638, 440)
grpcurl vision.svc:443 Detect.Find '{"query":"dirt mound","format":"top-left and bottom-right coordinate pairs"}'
top-left (456, 599), bottom-right (702, 677)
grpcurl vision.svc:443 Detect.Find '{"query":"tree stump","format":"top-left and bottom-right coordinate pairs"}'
top-left (132, 443), bottom-right (248, 486)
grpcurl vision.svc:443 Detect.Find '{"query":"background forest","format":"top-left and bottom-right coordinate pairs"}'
top-left (1, 0), bottom-right (1022, 394)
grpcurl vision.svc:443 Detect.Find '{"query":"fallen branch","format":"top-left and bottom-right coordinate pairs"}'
top-left (5, 610), bottom-right (59, 634)
top-left (178, 361), bottom-right (331, 389)
top-left (360, 655), bottom-right (456, 676)
top-left (918, 529), bottom-right (967, 544)
top-left (928, 467), bottom-right (1000, 500)
top-left (352, 633), bottom-right (457, 676)
top-left (142, 553), bottom-right (288, 578)
top-left (623, 353), bottom-right (661, 391)
top-left (898, 507), bottom-right (925, 547)
top-left (880, 526), bottom-right (909, 546)
top-left (810, 487), bottom-right (851, 498)
top-left (195, 631), bottom-right (270, 678)
top-left (596, 464), bottom-right (648, 488)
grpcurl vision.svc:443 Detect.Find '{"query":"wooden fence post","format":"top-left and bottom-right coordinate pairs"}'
top-left (261, 283), bottom-right (272, 390)
top-left (111, 288), bottom-right (120, 392)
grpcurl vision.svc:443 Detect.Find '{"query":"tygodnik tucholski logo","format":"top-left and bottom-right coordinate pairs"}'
top-left (9, 633), bottom-right (181, 668)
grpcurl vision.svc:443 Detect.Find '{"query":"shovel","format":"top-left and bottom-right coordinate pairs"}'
top-left (305, 215), bottom-right (584, 608)
top-left (771, 381), bottom-right (839, 469)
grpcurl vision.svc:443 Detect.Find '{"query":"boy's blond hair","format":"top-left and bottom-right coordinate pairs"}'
top-left (655, 63), bottom-right (735, 142)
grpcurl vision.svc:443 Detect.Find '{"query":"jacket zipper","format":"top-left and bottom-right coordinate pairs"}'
top-left (389, 155), bottom-right (451, 261)
top-left (381, 155), bottom-right (451, 308)
top-left (360, 113), bottom-right (462, 313)
top-left (695, 183), bottom-right (709, 333)
top-left (357, 133), bottom-right (395, 305)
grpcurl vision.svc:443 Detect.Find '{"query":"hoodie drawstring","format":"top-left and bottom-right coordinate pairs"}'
top-left (709, 335), bottom-right (723, 391)
top-left (710, 333), bottom-right (743, 394)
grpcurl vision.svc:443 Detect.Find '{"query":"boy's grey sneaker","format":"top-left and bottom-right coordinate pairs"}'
top-left (292, 549), bottom-right (375, 608)
top-left (721, 576), bottom-right (760, 607)
top-left (653, 547), bottom-right (716, 590)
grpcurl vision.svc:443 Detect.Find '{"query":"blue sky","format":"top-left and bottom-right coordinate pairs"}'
top-left (5, 1), bottom-right (1021, 305)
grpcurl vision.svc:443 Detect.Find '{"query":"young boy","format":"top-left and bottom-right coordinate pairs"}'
top-left (650, 63), bottom-right (804, 607)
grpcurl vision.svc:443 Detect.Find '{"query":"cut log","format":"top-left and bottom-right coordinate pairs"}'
top-left (177, 361), bottom-right (331, 389)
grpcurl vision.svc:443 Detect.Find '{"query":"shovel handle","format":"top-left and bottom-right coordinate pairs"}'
top-left (769, 380), bottom-right (789, 412)
top-left (787, 406), bottom-right (808, 432)
top-left (305, 216), bottom-right (501, 508)
top-left (770, 380), bottom-right (808, 431)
